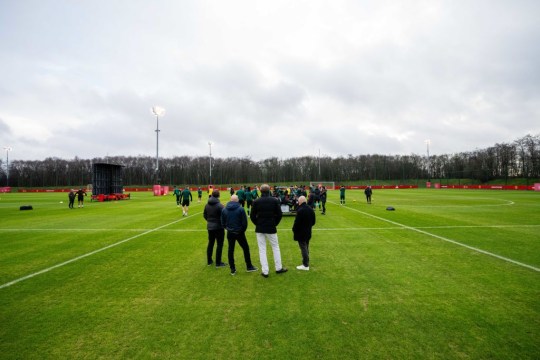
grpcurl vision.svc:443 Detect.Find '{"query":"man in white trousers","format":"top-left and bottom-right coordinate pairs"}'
top-left (250, 184), bottom-right (288, 278)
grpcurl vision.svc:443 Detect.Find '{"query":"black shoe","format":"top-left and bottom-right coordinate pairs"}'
top-left (231, 269), bottom-right (237, 276)
top-left (276, 268), bottom-right (288, 274)
top-left (216, 262), bottom-right (227, 268)
top-left (247, 266), bottom-right (258, 272)
top-left (207, 261), bottom-right (214, 266)
top-left (261, 273), bottom-right (269, 278)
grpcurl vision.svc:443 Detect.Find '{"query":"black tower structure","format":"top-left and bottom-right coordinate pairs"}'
top-left (92, 163), bottom-right (124, 195)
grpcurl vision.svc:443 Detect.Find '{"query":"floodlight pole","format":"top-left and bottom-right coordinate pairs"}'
top-left (425, 139), bottom-right (431, 181)
top-left (151, 106), bottom-right (165, 183)
top-left (3, 146), bottom-right (12, 187)
top-left (208, 142), bottom-right (213, 185)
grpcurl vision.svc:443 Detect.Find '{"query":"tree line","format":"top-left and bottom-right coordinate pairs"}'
top-left (1, 134), bottom-right (538, 188)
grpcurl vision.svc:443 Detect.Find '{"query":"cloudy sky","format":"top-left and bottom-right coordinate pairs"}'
top-left (0, 0), bottom-right (539, 162)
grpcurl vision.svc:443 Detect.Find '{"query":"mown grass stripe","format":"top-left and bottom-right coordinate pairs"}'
top-left (2, 224), bottom-right (538, 232)
top-left (0, 212), bottom-right (201, 290)
top-left (337, 202), bottom-right (540, 273)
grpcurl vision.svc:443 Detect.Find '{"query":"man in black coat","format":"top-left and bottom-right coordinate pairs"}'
top-left (364, 185), bottom-right (372, 204)
top-left (293, 195), bottom-right (316, 271)
top-left (250, 184), bottom-right (287, 278)
top-left (203, 190), bottom-right (226, 267)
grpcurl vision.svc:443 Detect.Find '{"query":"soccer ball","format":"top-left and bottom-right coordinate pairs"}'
top-left (60, 201), bottom-right (63, 203)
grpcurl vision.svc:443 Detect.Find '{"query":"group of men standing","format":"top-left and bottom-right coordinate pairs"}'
top-left (203, 183), bottom-right (316, 277)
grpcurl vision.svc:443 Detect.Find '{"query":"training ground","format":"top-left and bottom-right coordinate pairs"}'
top-left (0, 189), bottom-right (539, 359)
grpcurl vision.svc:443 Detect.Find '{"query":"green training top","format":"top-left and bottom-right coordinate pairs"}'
top-left (181, 188), bottom-right (193, 201)
top-left (236, 189), bottom-right (246, 201)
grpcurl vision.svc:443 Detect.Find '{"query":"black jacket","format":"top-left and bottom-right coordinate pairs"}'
top-left (293, 203), bottom-right (316, 241)
top-left (203, 196), bottom-right (224, 230)
top-left (221, 201), bottom-right (248, 233)
top-left (250, 192), bottom-right (282, 234)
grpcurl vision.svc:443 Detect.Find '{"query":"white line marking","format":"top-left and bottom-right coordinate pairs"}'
top-left (333, 202), bottom-right (540, 273)
top-left (0, 212), bottom-right (201, 290)
top-left (384, 198), bottom-right (515, 208)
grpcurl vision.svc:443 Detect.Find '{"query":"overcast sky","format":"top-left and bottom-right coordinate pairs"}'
top-left (1, 0), bottom-right (539, 162)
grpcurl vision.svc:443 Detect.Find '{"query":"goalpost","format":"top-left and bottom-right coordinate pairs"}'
top-left (309, 181), bottom-right (335, 190)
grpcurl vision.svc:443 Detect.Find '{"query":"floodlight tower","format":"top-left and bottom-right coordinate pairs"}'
top-left (208, 141), bottom-right (213, 185)
top-left (151, 106), bottom-right (165, 183)
top-left (425, 139), bottom-right (431, 181)
top-left (3, 146), bottom-right (12, 187)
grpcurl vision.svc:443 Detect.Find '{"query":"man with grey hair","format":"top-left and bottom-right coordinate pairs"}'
top-left (250, 184), bottom-right (288, 278)
top-left (293, 195), bottom-right (316, 270)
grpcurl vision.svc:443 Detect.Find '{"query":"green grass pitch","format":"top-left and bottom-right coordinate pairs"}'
top-left (0, 189), bottom-right (539, 359)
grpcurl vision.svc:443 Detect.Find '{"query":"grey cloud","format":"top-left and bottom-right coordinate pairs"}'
top-left (0, 118), bottom-right (11, 135)
top-left (1, 0), bottom-right (539, 161)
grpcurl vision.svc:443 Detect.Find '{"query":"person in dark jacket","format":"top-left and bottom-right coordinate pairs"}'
top-left (221, 195), bottom-right (258, 276)
top-left (203, 190), bottom-right (227, 268)
top-left (313, 185), bottom-right (321, 210)
top-left (307, 191), bottom-right (315, 209)
top-left (320, 186), bottom-right (327, 215)
top-left (250, 184), bottom-right (287, 278)
top-left (364, 185), bottom-right (372, 204)
top-left (68, 190), bottom-right (76, 209)
top-left (293, 196), bottom-right (316, 271)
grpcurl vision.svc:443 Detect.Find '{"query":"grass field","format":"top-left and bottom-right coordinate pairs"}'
top-left (0, 189), bottom-right (539, 359)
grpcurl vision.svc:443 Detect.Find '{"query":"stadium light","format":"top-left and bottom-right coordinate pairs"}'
top-left (208, 142), bottom-right (213, 185)
top-left (151, 106), bottom-right (165, 182)
top-left (425, 139), bottom-right (431, 181)
top-left (3, 146), bottom-right (12, 187)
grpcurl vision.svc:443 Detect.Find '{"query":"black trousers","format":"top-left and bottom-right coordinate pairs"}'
top-left (207, 229), bottom-right (225, 264)
top-left (298, 240), bottom-right (310, 267)
top-left (227, 231), bottom-right (253, 271)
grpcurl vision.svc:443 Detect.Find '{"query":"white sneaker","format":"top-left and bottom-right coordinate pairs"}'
top-left (296, 265), bottom-right (309, 271)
